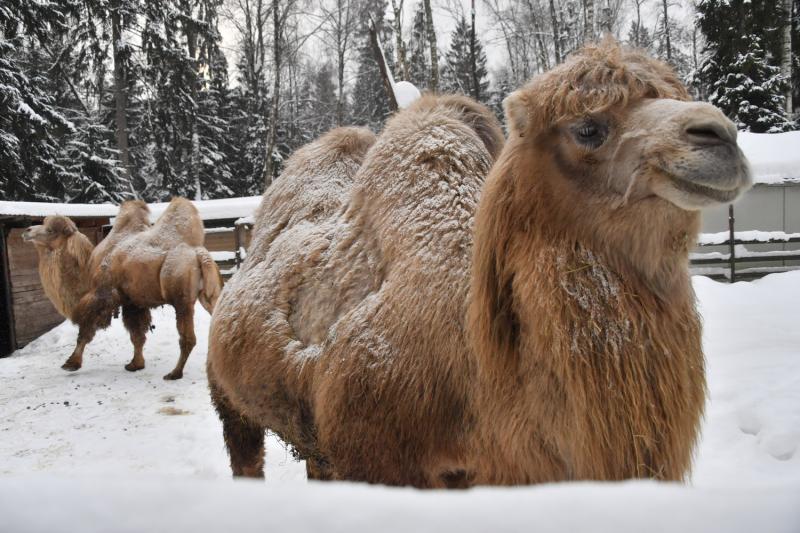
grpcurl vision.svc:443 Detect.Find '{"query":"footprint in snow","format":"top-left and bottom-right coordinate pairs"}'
top-left (762, 432), bottom-right (799, 461)
top-left (736, 408), bottom-right (762, 436)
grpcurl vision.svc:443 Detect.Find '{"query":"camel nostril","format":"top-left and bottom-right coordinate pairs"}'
top-left (686, 122), bottom-right (735, 146)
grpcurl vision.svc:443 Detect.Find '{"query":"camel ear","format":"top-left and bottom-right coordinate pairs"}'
top-left (503, 90), bottom-right (530, 136)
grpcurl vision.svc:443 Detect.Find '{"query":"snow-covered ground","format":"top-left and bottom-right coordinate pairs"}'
top-left (1, 273), bottom-right (799, 531)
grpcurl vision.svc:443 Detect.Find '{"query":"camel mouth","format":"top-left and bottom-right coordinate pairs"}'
top-left (666, 174), bottom-right (744, 204)
top-left (651, 169), bottom-right (751, 211)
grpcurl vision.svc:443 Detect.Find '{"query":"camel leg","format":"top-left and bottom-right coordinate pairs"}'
top-left (163, 304), bottom-right (195, 380)
top-left (122, 304), bottom-right (151, 372)
top-left (62, 288), bottom-right (119, 372)
top-left (61, 325), bottom-right (95, 371)
top-left (306, 458), bottom-right (334, 481)
top-left (209, 377), bottom-right (265, 478)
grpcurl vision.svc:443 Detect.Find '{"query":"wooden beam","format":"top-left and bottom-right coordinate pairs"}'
top-left (369, 18), bottom-right (398, 112)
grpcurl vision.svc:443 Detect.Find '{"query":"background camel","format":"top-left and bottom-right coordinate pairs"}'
top-left (208, 42), bottom-right (751, 487)
top-left (34, 198), bottom-right (222, 380)
top-left (22, 216), bottom-right (94, 322)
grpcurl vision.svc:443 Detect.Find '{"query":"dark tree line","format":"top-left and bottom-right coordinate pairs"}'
top-left (1, 0), bottom-right (797, 203)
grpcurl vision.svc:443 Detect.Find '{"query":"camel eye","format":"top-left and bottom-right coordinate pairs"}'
top-left (571, 119), bottom-right (608, 149)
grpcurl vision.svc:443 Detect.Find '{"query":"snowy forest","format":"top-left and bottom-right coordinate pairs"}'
top-left (1, 0), bottom-right (798, 203)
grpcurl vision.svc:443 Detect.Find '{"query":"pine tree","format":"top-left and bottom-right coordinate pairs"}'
top-left (697, 0), bottom-right (795, 131)
top-left (441, 16), bottom-right (489, 102)
top-left (708, 35), bottom-right (795, 133)
top-left (0, 1), bottom-right (77, 201)
top-left (407, 2), bottom-right (429, 90)
top-left (139, 0), bottom-right (233, 200)
top-left (227, 52), bottom-right (271, 197)
top-left (304, 62), bottom-right (338, 137)
top-left (195, 47), bottom-right (235, 198)
top-left (488, 66), bottom-right (513, 122)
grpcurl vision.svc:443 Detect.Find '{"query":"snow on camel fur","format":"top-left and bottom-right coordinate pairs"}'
top-left (49, 198), bottom-right (222, 380)
top-left (22, 216), bottom-right (94, 321)
top-left (208, 43), bottom-right (751, 487)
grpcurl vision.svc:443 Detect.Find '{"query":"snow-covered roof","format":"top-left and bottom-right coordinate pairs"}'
top-left (0, 201), bottom-right (119, 218)
top-left (0, 196), bottom-right (262, 222)
top-left (738, 131), bottom-right (800, 185)
top-left (146, 196), bottom-right (261, 223)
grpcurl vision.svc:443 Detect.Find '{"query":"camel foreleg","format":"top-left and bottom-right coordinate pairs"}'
top-left (63, 287), bottom-right (120, 372)
top-left (61, 325), bottom-right (95, 372)
top-left (122, 304), bottom-right (151, 372)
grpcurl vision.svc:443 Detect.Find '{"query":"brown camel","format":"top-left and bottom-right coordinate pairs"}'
top-left (207, 42), bottom-right (751, 486)
top-left (22, 216), bottom-right (94, 322)
top-left (27, 198), bottom-right (223, 380)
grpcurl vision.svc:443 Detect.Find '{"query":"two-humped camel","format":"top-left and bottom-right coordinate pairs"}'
top-left (25, 198), bottom-right (222, 380)
top-left (208, 42), bottom-right (751, 486)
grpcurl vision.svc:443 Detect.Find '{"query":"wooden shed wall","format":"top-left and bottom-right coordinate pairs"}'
top-left (1, 218), bottom-right (108, 355)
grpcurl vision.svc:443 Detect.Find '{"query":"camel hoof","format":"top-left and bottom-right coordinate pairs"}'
top-left (163, 371), bottom-right (183, 381)
top-left (125, 362), bottom-right (145, 372)
top-left (61, 361), bottom-right (81, 372)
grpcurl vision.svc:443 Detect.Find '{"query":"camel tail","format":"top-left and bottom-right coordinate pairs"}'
top-left (196, 248), bottom-right (223, 314)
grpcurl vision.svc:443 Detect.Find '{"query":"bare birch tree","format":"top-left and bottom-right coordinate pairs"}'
top-left (782, 0), bottom-right (793, 114)
top-left (423, 0), bottom-right (440, 90)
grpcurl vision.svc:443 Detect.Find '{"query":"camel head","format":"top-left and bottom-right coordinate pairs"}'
top-left (503, 41), bottom-right (752, 212)
top-left (23, 216), bottom-right (80, 250)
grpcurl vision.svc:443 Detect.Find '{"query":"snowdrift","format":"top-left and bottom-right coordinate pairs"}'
top-left (1, 477), bottom-right (798, 533)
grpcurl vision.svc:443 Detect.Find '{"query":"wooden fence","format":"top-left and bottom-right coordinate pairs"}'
top-left (218, 210), bottom-right (800, 284)
top-left (690, 206), bottom-right (800, 282)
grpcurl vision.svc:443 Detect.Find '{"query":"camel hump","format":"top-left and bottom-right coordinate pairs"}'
top-left (405, 94), bottom-right (505, 161)
top-left (247, 126), bottom-right (376, 262)
top-left (152, 197), bottom-right (204, 247)
top-left (113, 200), bottom-right (151, 234)
top-left (315, 127), bottom-right (376, 159)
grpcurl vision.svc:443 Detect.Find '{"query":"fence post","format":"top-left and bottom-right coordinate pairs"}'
top-left (728, 204), bottom-right (736, 283)
top-left (234, 223), bottom-right (242, 268)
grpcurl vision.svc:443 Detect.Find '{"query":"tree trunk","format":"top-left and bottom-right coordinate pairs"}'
top-left (661, 0), bottom-right (672, 61)
top-left (337, 45), bottom-right (346, 125)
top-left (782, 0), bottom-right (793, 114)
top-left (391, 0), bottom-right (409, 80)
top-left (110, 1), bottom-right (135, 196)
top-left (264, 0), bottom-right (281, 186)
top-left (469, 0), bottom-right (480, 98)
top-left (524, 0), bottom-right (549, 71)
top-left (185, 1), bottom-right (201, 199)
top-left (583, 0), bottom-right (594, 43)
top-left (549, 0), bottom-right (562, 64)
top-left (422, 0), bottom-right (439, 91)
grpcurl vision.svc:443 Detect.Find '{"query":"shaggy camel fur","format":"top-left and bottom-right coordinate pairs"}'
top-left (208, 43), bottom-right (751, 487)
top-left (52, 198), bottom-right (222, 380)
top-left (23, 216), bottom-right (94, 321)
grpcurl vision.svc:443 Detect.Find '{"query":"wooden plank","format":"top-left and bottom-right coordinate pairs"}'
top-left (16, 319), bottom-right (64, 346)
top-left (204, 231), bottom-right (236, 252)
